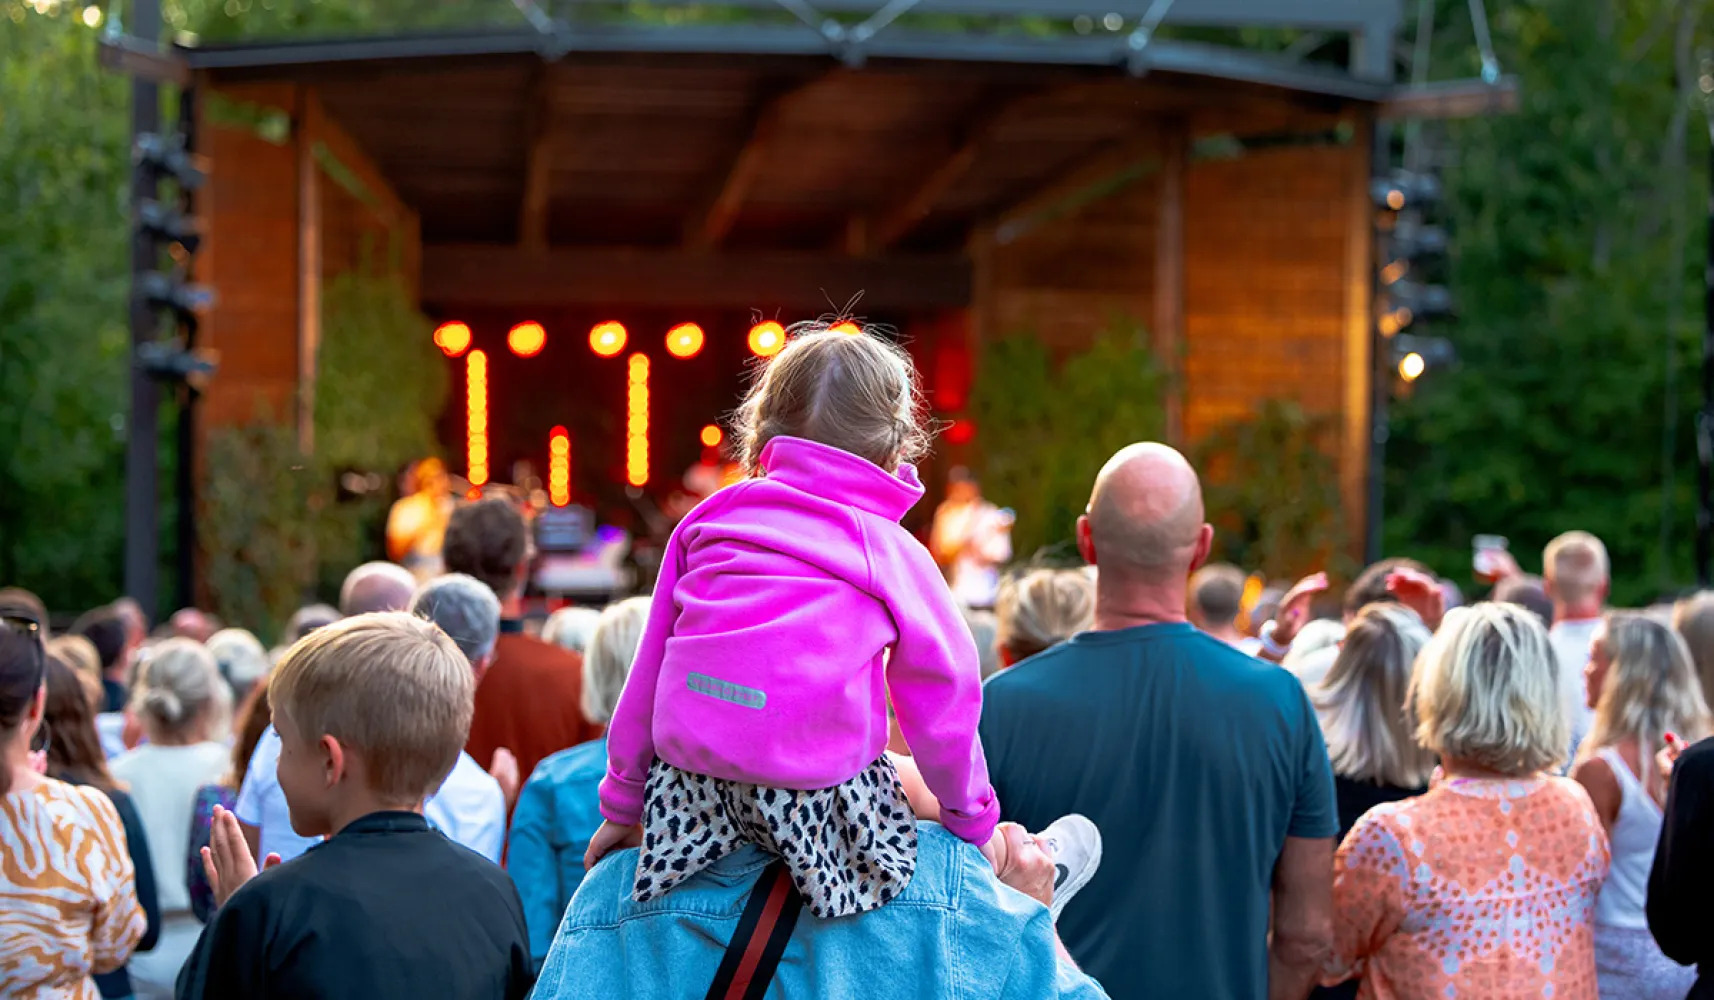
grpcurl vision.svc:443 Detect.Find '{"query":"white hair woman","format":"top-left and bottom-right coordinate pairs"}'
top-left (1311, 603), bottom-right (1436, 839)
top-left (506, 596), bottom-right (650, 972)
top-left (109, 638), bottom-right (231, 999)
top-left (1324, 603), bottom-right (1609, 1000)
top-left (542, 606), bottom-right (603, 657)
top-left (205, 627), bottom-right (271, 707)
top-left (1572, 613), bottom-right (1711, 1000)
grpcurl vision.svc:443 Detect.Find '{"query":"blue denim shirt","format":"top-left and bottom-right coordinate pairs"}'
top-left (506, 737), bottom-right (606, 971)
top-left (534, 822), bottom-right (1109, 1000)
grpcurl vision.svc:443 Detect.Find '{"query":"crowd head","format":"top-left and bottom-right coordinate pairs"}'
top-left (580, 597), bottom-right (651, 726)
top-left (410, 573), bottom-right (502, 673)
top-left (338, 561), bottom-right (419, 617)
top-left (994, 568), bottom-right (1094, 665)
top-left (131, 637), bottom-right (229, 745)
top-left (1316, 602), bottom-right (1437, 789)
top-left (1544, 529), bottom-right (1610, 615)
top-left (0, 613), bottom-right (45, 797)
top-left (1080, 442), bottom-right (1211, 586)
top-left (444, 498), bottom-right (531, 601)
top-left (541, 606), bottom-right (602, 656)
top-left (1583, 612), bottom-right (1712, 795)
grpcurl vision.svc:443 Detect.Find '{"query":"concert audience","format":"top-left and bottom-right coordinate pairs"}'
top-left (0, 614), bottom-right (147, 1000)
top-left (408, 574), bottom-right (508, 861)
top-left (1545, 530), bottom-right (1611, 753)
top-left (1494, 572), bottom-right (1555, 625)
top-left (284, 602), bottom-right (341, 643)
top-left (337, 561), bottom-right (418, 617)
top-left (1673, 590), bottom-right (1714, 709)
top-left (109, 638), bottom-right (230, 999)
top-left (49, 633), bottom-right (106, 709)
top-left (994, 567), bottom-right (1095, 666)
top-left (980, 443), bottom-right (1336, 1000)
top-left (204, 627), bottom-right (270, 706)
top-left (177, 614), bottom-right (533, 1000)
top-left (508, 595), bottom-right (650, 971)
top-left (1310, 602), bottom-right (1436, 841)
top-left (73, 607), bottom-right (134, 715)
top-left (1325, 603), bottom-right (1609, 1000)
top-left (1572, 613), bottom-right (1711, 999)
top-left (41, 654), bottom-right (161, 1000)
top-left (445, 498), bottom-right (600, 786)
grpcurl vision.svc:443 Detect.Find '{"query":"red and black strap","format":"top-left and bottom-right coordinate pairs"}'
top-left (705, 861), bottom-right (804, 1000)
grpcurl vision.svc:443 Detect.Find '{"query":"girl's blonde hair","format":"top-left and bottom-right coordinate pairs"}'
top-left (1314, 603), bottom-right (1437, 789)
top-left (1409, 603), bottom-right (1566, 777)
top-left (1583, 611), bottom-right (1714, 800)
top-left (732, 323), bottom-right (931, 476)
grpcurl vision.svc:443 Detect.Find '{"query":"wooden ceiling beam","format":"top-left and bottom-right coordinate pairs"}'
top-left (989, 127), bottom-right (1162, 246)
top-left (685, 74), bottom-right (825, 251)
top-left (421, 244), bottom-right (971, 311)
top-left (517, 64), bottom-right (554, 252)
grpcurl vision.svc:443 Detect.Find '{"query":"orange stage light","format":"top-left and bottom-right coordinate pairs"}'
top-left (666, 322), bottom-right (705, 359)
top-left (590, 321), bottom-right (628, 358)
top-left (508, 321), bottom-right (546, 358)
top-left (466, 350), bottom-right (489, 487)
top-left (434, 321), bottom-right (471, 358)
top-left (748, 320), bottom-right (785, 358)
top-left (700, 424), bottom-right (723, 448)
top-left (548, 425), bottom-right (571, 507)
top-left (829, 321), bottom-right (861, 336)
top-left (626, 353), bottom-right (650, 487)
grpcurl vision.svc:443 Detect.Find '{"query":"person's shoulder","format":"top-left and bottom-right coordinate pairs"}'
top-left (529, 739), bottom-right (608, 786)
top-left (984, 638), bottom-right (1085, 696)
top-left (560, 845), bottom-right (639, 928)
top-left (108, 745), bottom-right (146, 775)
top-left (49, 777), bottom-right (124, 828)
top-left (496, 632), bottom-right (582, 675)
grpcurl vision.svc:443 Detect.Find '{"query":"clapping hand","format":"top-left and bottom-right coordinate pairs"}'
top-left (201, 804), bottom-right (281, 911)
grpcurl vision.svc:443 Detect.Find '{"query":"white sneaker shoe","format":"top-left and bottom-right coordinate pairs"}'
top-left (1037, 814), bottom-right (1101, 922)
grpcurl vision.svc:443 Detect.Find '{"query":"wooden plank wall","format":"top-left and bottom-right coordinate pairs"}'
top-left (971, 115), bottom-right (1371, 554)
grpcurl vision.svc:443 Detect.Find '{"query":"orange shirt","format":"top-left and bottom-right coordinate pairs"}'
top-left (1, 778), bottom-right (146, 1000)
top-left (1326, 776), bottom-right (1610, 1000)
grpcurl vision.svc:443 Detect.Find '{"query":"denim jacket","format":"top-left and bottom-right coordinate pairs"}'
top-left (506, 737), bottom-right (607, 971)
top-left (534, 822), bottom-right (1108, 1000)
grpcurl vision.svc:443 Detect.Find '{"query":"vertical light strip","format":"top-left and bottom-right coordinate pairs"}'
top-left (625, 353), bottom-right (650, 487)
top-left (548, 425), bottom-right (571, 507)
top-left (467, 349), bottom-right (489, 488)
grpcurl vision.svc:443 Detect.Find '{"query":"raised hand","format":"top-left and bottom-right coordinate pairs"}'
top-left (488, 748), bottom-right (521, 813)
top-left (1385, 567), bottom-right (1446, 631)
top-left (200, 804), bottom-right (281, 911)
top-left (1272, 572), bottom-right (1330, 647)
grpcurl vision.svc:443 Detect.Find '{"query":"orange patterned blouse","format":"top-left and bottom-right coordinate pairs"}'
top-left (1325, 776), bottom-right (1611, 1000)
top-left (0, 777), bottom-right (147, 1000)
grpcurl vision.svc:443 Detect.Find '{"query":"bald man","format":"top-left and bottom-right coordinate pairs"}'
top-left (979, 444), bottom-right (1337, 1000)
top-left (338, 561), bottom-right (420, 616)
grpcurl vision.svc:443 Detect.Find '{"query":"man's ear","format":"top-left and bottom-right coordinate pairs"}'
top-left (1076, 514), bottom-right (1096, 567)
top-left (1188, 523), bottom-right (1214, 574)
top-left (319, 734), bottom-right (348, 790)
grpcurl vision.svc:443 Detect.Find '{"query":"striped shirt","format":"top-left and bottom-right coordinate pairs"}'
top-left (1, 777), bottom-right (146, 1000)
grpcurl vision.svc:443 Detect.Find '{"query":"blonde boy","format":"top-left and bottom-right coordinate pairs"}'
top-left (178, 613), bottom-right (533, 1000)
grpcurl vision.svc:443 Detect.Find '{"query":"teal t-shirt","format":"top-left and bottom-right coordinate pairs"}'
top-left (979, 622), bottom-right (1337, 1000)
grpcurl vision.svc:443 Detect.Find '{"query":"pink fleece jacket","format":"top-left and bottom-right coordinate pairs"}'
top-left (598, 436), bottom-right (999, 846)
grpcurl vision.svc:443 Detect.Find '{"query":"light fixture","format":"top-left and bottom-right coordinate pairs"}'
top-left (466, 350), bottom-right (489, 487)
top-left (508, 321), bottom-right (546, 358)
top-left (626, 353), bottom-right (650, 487)
top-left (590, 321), bottom-right (628, 358)
top-left (666, 322), bottom-right (705, 359)
top-left (548, 426), bottom-right (571, 507)
top-left (829, 321), bottom-right (861, 336)
top-left (434, 321), bottom-right (471, 358)
top-left (748, 320), bottom-right (785, 358)
top-left (700, 424), bottom-right (723, 448)
top-left (1398, 352), bottom-right (1426, 382)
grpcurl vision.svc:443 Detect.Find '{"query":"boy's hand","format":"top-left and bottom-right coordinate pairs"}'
top-left (584, 820), bottom-right (644, 871)
top-left (202, 804), bottom-right (281, 910)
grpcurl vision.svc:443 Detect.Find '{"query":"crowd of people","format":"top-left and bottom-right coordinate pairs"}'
top-left (1, 322), bottom-right (1713, 1000)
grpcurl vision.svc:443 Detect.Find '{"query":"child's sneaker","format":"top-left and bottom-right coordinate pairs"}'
top-left (1038, 814), bottom-right (1101, 922)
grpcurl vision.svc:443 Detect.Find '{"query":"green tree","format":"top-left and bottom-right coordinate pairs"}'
top-left (1384, 0), bottom-right (1709, 605)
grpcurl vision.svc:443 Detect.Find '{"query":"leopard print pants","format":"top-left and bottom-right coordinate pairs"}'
top-left (634, 755), bottom-right (918, 919)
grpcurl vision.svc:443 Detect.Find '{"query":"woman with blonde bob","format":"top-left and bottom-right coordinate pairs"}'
top-left (1311, 603), bottom-right (1437, 839)
top-left (1324, 603), bottom-right (1609, 1000)
top-left (1572, 613), bottom-right (1711, 1000)
top-left (993, 568), bottom-right (1094, 668)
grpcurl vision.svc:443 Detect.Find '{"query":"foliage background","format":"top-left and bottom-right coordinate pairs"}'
top-left (4, 0), bottom-right (1714, 617)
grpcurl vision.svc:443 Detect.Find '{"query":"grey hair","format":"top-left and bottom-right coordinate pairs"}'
top-left (340, 562), bottom-right (420, 616)
top-left (732, 324), bottom-right (932, 477)
top-left (131, 637), bottom-right (228, 741)
top-left (582, 597), bottom-right (652, 726)
top-left (542, 606), bottom-right (603, 656)
top-left (410, 574), bottom-right (502, 666)
top-left (1410, 602), bottom-right (1567, 777)
top-left (206, 628), bottom-right (271, 695)
top-left (961, 608), bottom-right (1001, 680)
top-left (995, 569), bottom-right (1094, 663)
top-left (286, 603), bottom-right (342, 642)
top-left (1314, 603), bottom-right (1437, 789)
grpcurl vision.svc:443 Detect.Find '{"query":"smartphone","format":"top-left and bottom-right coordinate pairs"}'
top-left (1472, 534), bottom-right (1509, 583)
